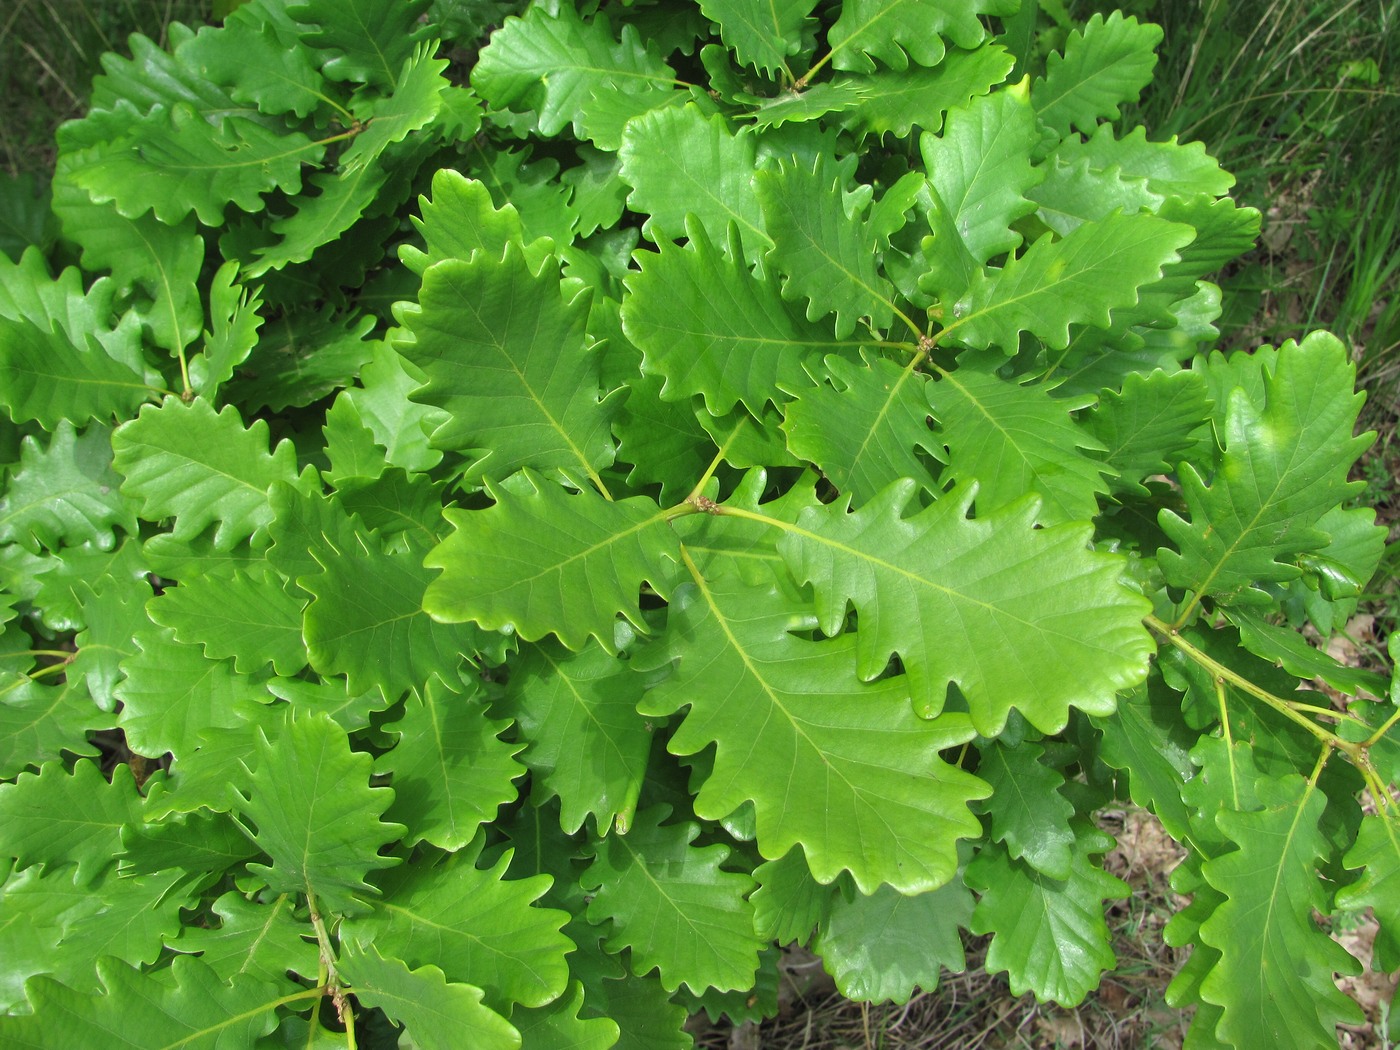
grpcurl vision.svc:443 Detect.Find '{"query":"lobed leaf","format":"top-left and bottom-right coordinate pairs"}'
top-left (424, 470), bottom-right (681, 653)
top-left (1033, 12), bottom-right (1163, 139)
top-left (780, 480), bottom-right (1153, 735)
top-left (640, 571), bottom-right (987, 894)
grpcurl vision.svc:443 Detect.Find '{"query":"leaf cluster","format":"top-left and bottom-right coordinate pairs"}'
top-left (0, 1), bottom-right (1395, 1047)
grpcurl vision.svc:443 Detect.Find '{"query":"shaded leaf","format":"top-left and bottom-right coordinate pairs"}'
top-left (376, 678), bottom-right (525, 850)
top-left (503, 638), bottom-right (652, 836)
top-left (338, 943), bottom-right (521, 1050)
top-left (1033, 12), bottom-right (1162, 139)
top-left (977, 741), bottom-right (1075, 879)
top-left (0, 761), bottom-right (140, 886)
top-left (582, 805), bottom-right (763, 994)
top-left (815, 876), bottom-right (972, 1003)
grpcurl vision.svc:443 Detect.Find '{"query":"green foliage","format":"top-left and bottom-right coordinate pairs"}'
top-left (0, 1), bottom-right (1394, 1047)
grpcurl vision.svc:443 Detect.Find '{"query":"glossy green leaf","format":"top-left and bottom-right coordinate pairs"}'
top-left (0, 955), bottom-right (282, 1048)
top-left (977, 740), bottom-right (1076, 879)
top-left (781, 480), bottom-right (1153, 734)
top-left (1084, 368), bottom-right (1211, 497)
top-left (338, 942), bottom-right (521, 1050)
top-left (930, 361), bottom-right (1110, 525)
top-left (699, 0), bottom-right (816, 77)
top-left (1196, 775), bottom-right (1364, 1046)
top-left (424, 471), bottom-right (680, 652)
top-left (168, 891), bottom-right (320, 986)
top-left (619, 104), bottom-right (771, 263)
top-left (840, 44), bottom-right (1013, 137)
top-left (621, 219), bottom-right (835, 417)
top-left (918, 77), bottom-right (1042, 291)
top-left (640, 572), bottom-right (987, 894)
top-left (234, 709), bottom-right (404, 916)
top-left (0, 675), bottom-right (105, 780)
top-left (112, 397), bottom-right (306, 550)
top-left (72, 104), bottom-right (320, 227)
top-left (0, 422), bottom-right (136, 552)
top-left (755, 152), bottom-right (899, 338)
top-left (582, 805), bottom-right (763, 994)
top-left (147, 563), bottom-right (306, 677)
top-left (946, 211), bottom-right (1196, 351)
top-left (513, 980), bottom-right (620, 1050)
top-left (473, 4), bottom-right (675, 138)
top-left (0, 761), bottom-right (140, 886)
top-left (345, 841), bottom-right (573, 1011)
top-left (827, 0), bottom-right (1012, 73)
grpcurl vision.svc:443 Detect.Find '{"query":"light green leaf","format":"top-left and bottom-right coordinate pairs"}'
top-left (345, 840), bottom-right (573, 1011)
top-left (502, 638), bottom-right (651, 836)
top-left (750, 849), bottom-right (834, 944)
top-left (640, 572), bottom-right (986, 894)
top-left (111, 397), bottom-right (306, 550)
top-left (189, 261), bottom-right (262, 402)
top-left (619, 104), bottom-right (771, 263)
top-left (918, 78), bottom-right (1042, 286)
top-left (1159, 333), bottom-right (1373, 606)
top-left (72, 103), bottom-right (320, 226)
top-left (1028, 152), bottom-right (1162, 235)
top-left (343, 341), bottom-right (446, 475)
top-left (147, 563), bottom-right (306, 677)
top-left (840, 44), bottom-right (1013, 137)
top-left (472, 5), bottom-right (675, 139)
top-left (338, 942), bottom-right (521, 1050)
top-left (977, 741), bottom-right (1075, 879)
top-left (755, 152), bottom-right (899, 338)
top-left (49, 166), bottom-right (205, 355)
top-left (424, 471), bottom-right (681, 653)
top-left (1060, 123), bottom-right (1234, 200)
top-left (968, 827), bottom-right (1128, 1007)
top-left (1033, 12), bottom-right (1162, 139)
top-left (0, 422), bottom-right (136, 552)
top-left (0, 255), bottom-right (153, 429)
top-left (781, 349), bottom-right (942, 505)
top-left (698, 0), bottom-right (817, 77)
top-left (582, 805), bottom-right (763, 994)
top-left (946, 211), bottom-right (1195, 351)
top-left (376, 678), bottom-right (525, 850)
top-left (3, 955), bottom-right (282, 1047)
top-left (781, 480), bottom-right (1152, 734)
top-left (621, 219), bottom-right (836, 417)
top-left (1197, 776), bottom-right (1364, 1045)
top-left (399, 240), bottom-right (618, 484)
top-left (0, 761), bottom-right (141, 886)
top-left (815, 877), bottom-right (972, 1003)
top-left (827, 0), bottom-right (1012, 73)
top-left (929, 361), bottom-right (1111, 524)
top-left (234, 708), bottom-right (404, 916)
top-left (403, 169), bottom-right (528, 276)
top-left (339, 46), bottom-right (449, 172)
